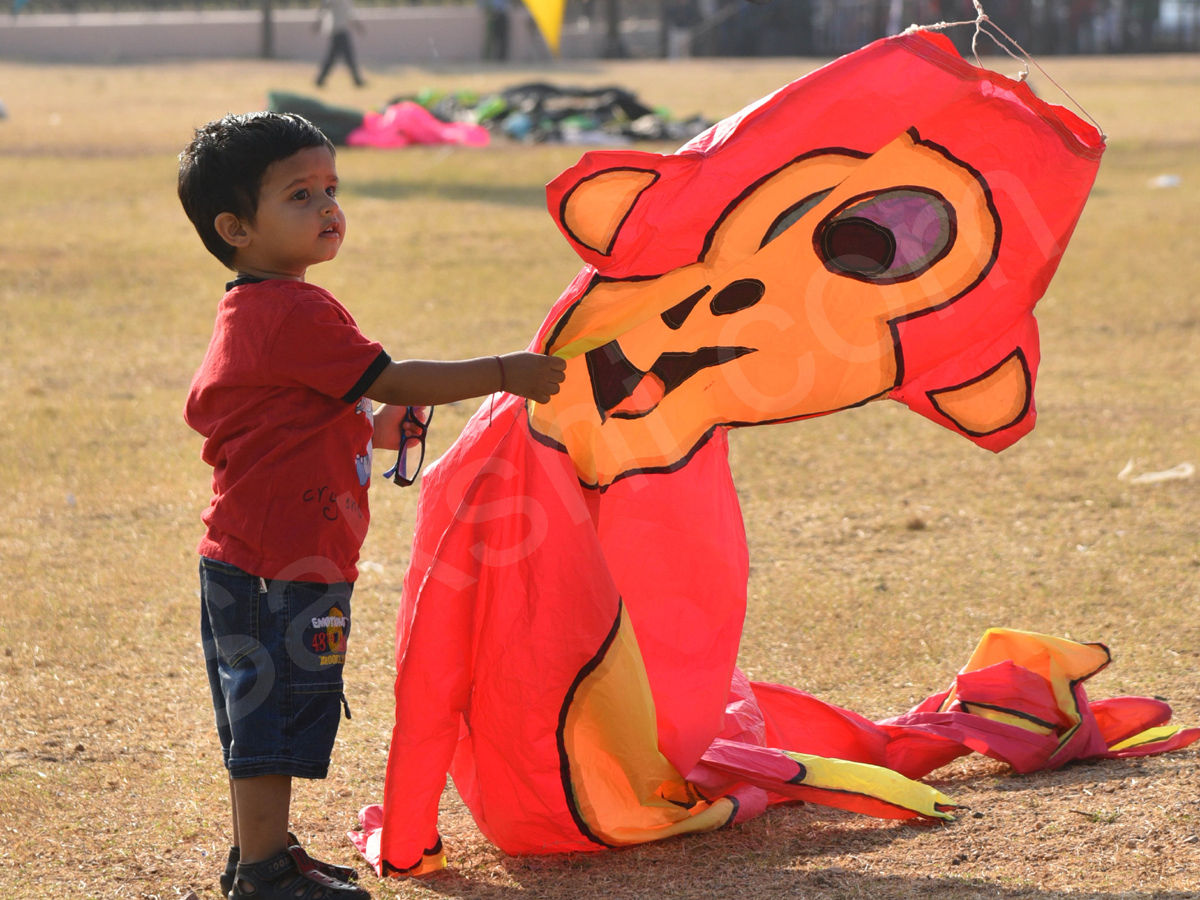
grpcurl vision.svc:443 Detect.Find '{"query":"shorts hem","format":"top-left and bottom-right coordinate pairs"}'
top-left (226, 757), bottom-right (331, 780)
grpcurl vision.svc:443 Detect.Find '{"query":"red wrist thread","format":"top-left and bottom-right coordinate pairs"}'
top-left (494, 355), bottom-right (507, 393)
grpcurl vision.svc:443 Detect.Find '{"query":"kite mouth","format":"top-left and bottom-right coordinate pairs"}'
top-left (585, 340), bottom-right (756, 420)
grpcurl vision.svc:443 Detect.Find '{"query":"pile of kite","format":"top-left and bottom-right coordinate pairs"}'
top-left (351, 31), bottom-right (1199, 875)
top-left (268, 84), bottom-right (710, 149)
top-left (268, 91), bottom-right (489, 149)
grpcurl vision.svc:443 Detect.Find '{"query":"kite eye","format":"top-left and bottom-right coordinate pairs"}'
top-left (816, 189), bottom-right (956, 282)
top-left (710, 279), bottom-right (765, 316)
top-left (760, 188), bottom-right (834, 248)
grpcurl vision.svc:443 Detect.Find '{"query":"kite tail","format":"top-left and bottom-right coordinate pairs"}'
top-left (725, 630), bottom-right (1199, 795)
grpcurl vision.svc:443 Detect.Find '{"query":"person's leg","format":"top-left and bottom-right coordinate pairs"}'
top-left (228, 574), bottom-right (366, 897)
top-left (342, 32), bottom-right (365, 86)
top-left (230, 778), bottom-right (367, 899)
top-left (332, 32), bottom-right (351, 76)
top-left (497, 9), bottom-right (509, 59)
top-left (483, 11), bottom-right (495, 59)
top-left (221, 774), bottom-right (242, 893)
top-left (229, 774), bottom-right (240, 847)
top-left (232, 774), bottom-right (292, 864)
top-left (316, 35), bottom-right (338, 85)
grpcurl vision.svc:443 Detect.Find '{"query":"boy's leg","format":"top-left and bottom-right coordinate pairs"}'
top-left (229, 774), bottom-right (240, 847)
top-left (232, 774), bottom-right (292, 863)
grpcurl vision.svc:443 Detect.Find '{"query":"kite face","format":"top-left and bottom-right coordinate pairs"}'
top-left (525, 32), bottom-right (1111, 489)
top-left (532, 129), bottom-right (1003, 487)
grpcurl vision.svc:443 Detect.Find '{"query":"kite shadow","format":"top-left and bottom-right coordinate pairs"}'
top-left (411, 825), bottom-right (1193, 900)
top-left (416, 865), bottom-right (1199, 900)
top-left (925, 754), bottom-right (1189, 795)
top-left (408, 783), bottom-right (1196, 900)
top-left (343, 180), bottom-right (547, 208)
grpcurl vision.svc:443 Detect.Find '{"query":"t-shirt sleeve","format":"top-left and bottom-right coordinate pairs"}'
top-left (269, 295), bottom-right (390, 402)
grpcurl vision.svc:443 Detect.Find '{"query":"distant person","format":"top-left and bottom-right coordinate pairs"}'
top-left (176, 111), bottom-right (565, 899)
top-left (480, 0), bottom-right (510, 61)
top-left (666, 0), bottom-right (701, 57)
top-left (315, 0), bottom-right (366, 88)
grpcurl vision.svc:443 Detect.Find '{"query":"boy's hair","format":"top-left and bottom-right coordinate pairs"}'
top-left (178, 111), bottom-right (335, 269)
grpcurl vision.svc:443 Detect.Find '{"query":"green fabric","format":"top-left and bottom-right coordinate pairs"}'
top-left (267, 91), bottom-right (365, 145)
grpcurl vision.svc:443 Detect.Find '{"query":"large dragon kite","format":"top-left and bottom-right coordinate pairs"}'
top-left (352, 31), bottom-right (1199, 875)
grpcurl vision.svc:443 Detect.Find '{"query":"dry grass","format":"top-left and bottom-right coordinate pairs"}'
top-left (1, 51), bottom-right (1198, 900)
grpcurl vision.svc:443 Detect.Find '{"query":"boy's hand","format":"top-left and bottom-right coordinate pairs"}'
top-left (501, 352), bottom-right (567, 404)
top-left (372, 403), bottom-right (405, 450)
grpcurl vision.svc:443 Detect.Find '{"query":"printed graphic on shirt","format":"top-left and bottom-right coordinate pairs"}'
top-left (308, 605), bottom-right (349, 666)
top-left (355, 398), bottom-right (373, 486)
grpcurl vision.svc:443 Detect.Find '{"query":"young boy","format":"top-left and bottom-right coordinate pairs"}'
top-left (178, 111), bottom-right (564, 899)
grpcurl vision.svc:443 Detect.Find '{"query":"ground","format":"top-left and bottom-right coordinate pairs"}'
top-left (0, 49), bottom-right (1197, 900)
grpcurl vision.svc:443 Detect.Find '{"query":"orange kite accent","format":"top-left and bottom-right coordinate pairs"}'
top-left (351, 32), bottom-right (1198, 875)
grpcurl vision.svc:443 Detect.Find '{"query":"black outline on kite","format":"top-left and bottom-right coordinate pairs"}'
top-left (812, 185), bottom-right (957, 284)
top-left (379, 836), bottom-right (444, 878)
top-left (958, 700), bottom-right (1059, 732)
top-left (1047, 643), bottom-right (1111, 765)
top-left (534, 128), bottom-right (1005, 492)
top-left (926, 347), bottom-right (1032, 437)
top-left (556, 602), bottom-right (625, 848)
top-left (560, 167), bottom-right (662, 257)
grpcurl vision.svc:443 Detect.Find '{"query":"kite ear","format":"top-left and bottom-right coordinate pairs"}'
top-left (556, 167), bottom-right (660, 257)
top-left (926, 349), bottom-right (1032, 438)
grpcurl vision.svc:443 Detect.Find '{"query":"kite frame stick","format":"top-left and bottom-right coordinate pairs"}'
top-left (904, 0), bottom-right (1108, 141)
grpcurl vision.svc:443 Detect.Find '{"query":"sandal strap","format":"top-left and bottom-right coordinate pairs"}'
top-left (287, 832), bottom-right (359, 883)
top-left (233, 851), bottom-right (369, 900)
top-left (241, 851), bottom-right (297, 884)
top-left (220, 846), bottom-right (240, 895)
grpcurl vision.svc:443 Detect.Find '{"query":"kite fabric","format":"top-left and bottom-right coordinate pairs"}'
top-left (267, 92), bottom-right (489, 148)
top-left (346, 102), bottom-right (489, 149)
top-left (521, 0), bottom-right (566, 55)
top-left (352, 32), bottom-right (1198, 875)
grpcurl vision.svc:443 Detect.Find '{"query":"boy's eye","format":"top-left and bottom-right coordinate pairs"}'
top-left (326, 185), bottom-right (338, 197)
top-left (293, 189), bottom-right (309, 201)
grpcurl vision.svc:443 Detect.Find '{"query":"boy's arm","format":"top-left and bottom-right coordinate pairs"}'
top-left (362, 352), bottom-right (565, 408)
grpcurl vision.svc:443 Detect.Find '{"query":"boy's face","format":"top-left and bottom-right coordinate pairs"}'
top-left (225, 145), bottom-right (345, 279)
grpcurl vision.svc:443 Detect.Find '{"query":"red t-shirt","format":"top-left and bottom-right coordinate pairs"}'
top-left (184, 278), bottom-right (390, 583)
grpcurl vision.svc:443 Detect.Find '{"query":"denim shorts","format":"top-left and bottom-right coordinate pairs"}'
top-left (199, 556), bottom-right (352, 779)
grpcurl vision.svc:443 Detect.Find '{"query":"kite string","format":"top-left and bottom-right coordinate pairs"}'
top-left (903, 0), bottom-right (1107, 141)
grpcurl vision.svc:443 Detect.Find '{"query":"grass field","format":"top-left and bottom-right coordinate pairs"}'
top-left (1, 49), bottom-right (1198, 900)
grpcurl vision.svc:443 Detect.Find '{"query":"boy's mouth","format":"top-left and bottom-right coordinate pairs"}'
top-left (320, 221), bottom-right (342, 238)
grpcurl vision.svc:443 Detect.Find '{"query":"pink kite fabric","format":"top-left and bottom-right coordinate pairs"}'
top-left (351, 32), bottom-right (1197, 876)
top-left (346, 101), bottom-right (490, 148)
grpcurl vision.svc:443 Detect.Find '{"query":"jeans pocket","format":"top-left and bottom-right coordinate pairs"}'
top-left (280, 581), bottom-right (351, 693)
top-left (200, 559), bottom-right (261, 667)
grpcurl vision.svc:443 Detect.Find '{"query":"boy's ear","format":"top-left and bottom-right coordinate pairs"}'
top-left (214, 212), bottom-right (251, 249)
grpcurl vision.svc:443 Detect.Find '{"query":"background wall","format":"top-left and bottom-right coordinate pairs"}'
top-left (0, 6), bottom-right (591, 63)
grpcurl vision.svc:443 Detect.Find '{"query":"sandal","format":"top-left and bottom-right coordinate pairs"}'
top-left (230, 850), bottom-right (370, 899)
top-left (221, 836), bottom-right (359, 895)
top-left (220, 846), bottom-right (240, 896)
top-left (288, 831), bottom-right (359, 884)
